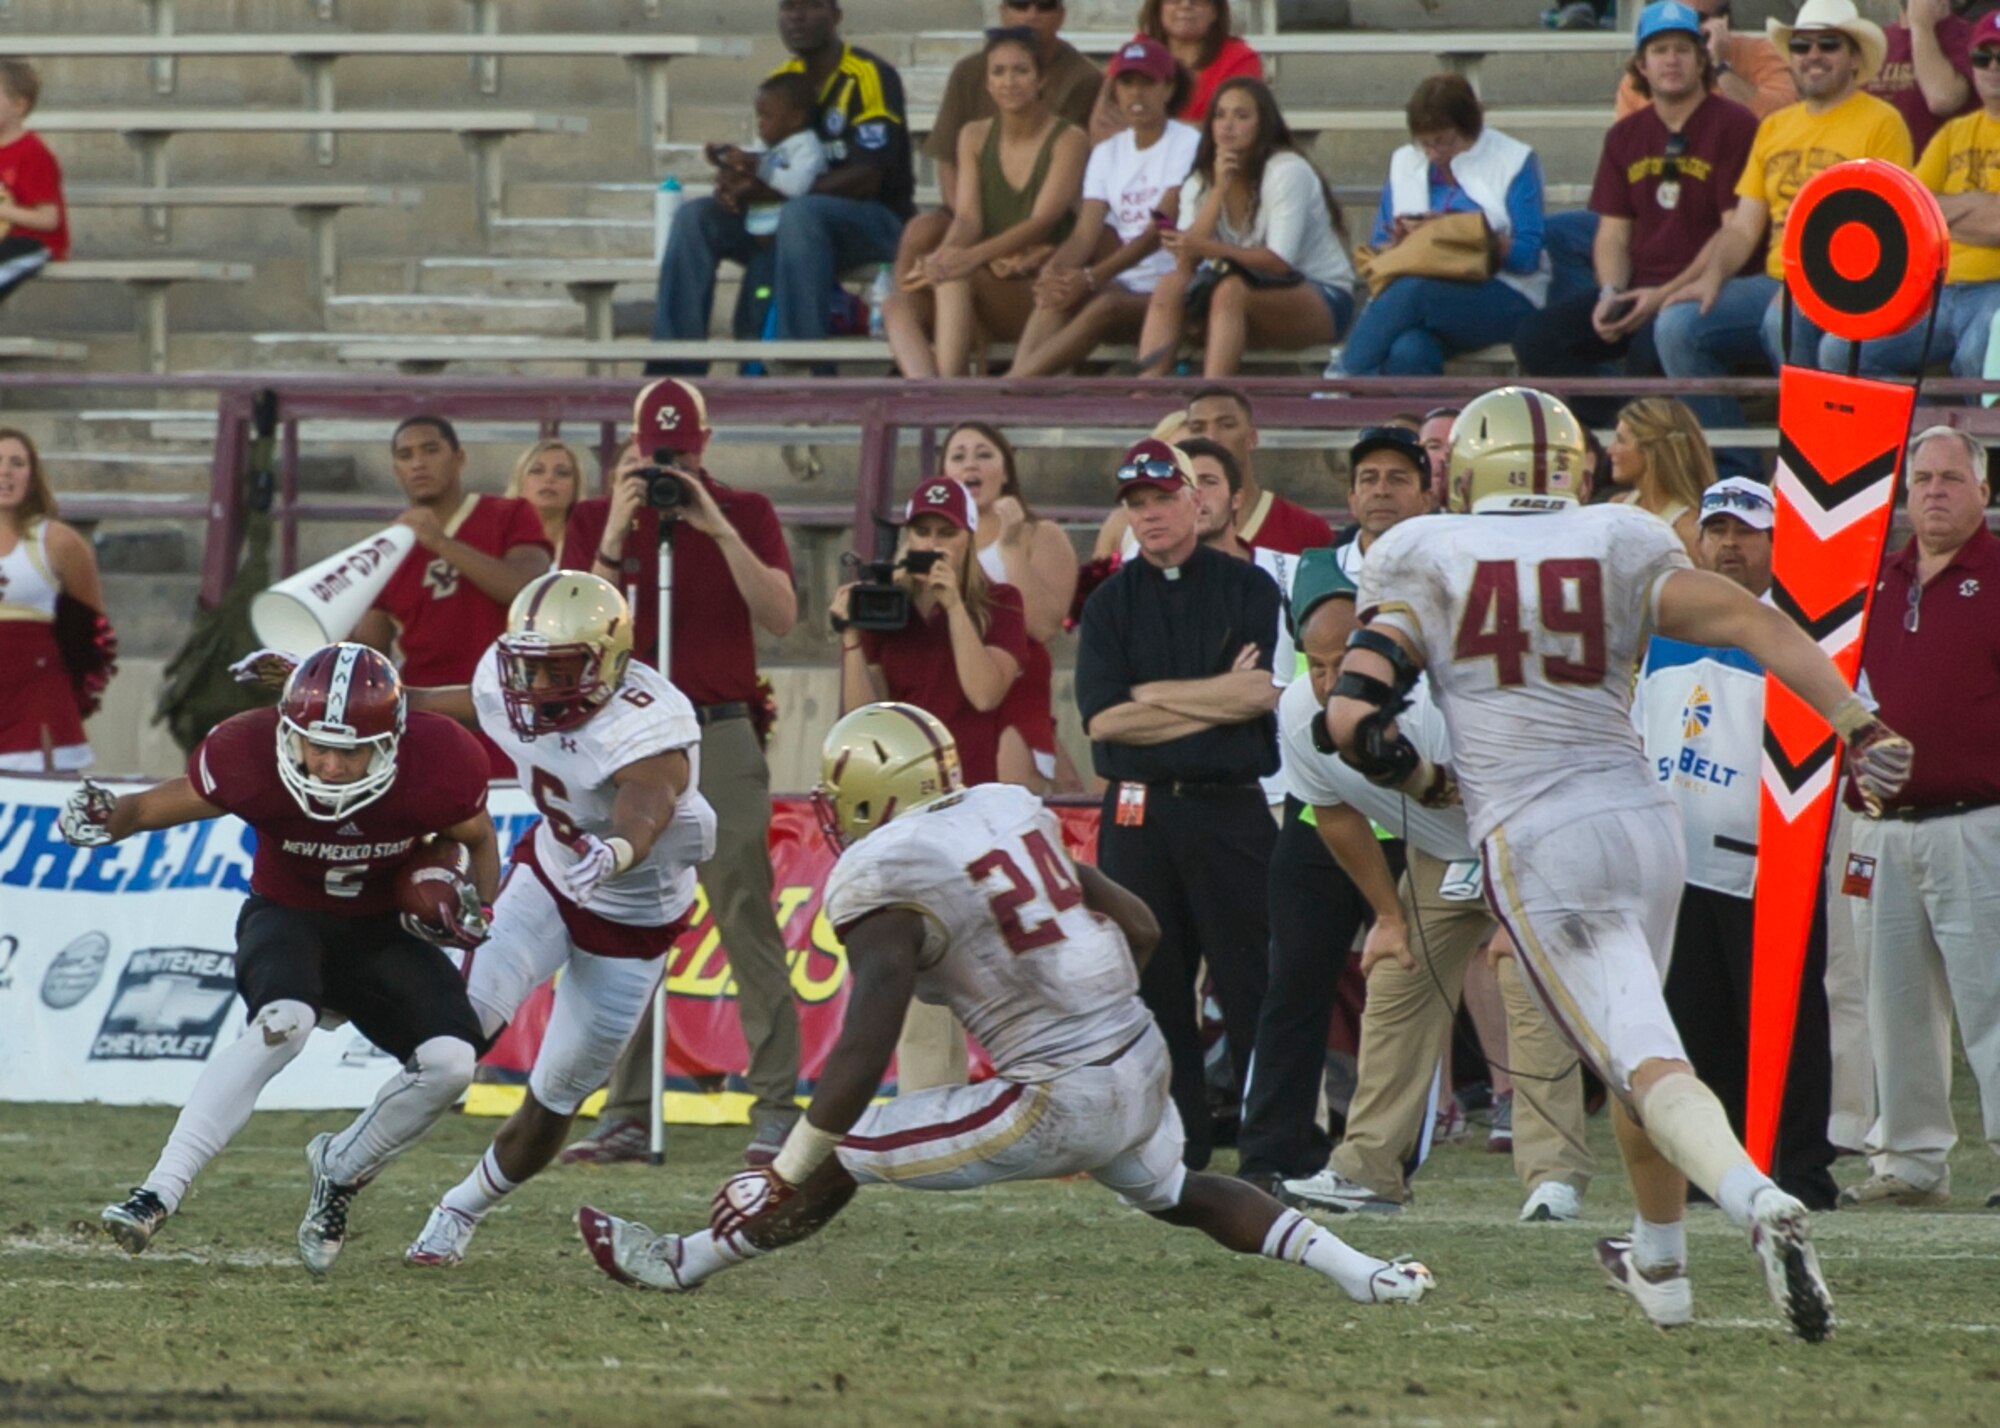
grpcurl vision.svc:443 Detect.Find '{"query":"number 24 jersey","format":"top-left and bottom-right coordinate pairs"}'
top-left (1356, 503), bottom-right (1691, 846)
top-left (471, 649), bottom-right (716, 928)
top-left (822, 783), bottom-right (1153, 1082)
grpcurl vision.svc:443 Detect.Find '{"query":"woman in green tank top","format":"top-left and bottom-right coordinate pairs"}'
top-left (883, 28), bottom-right (1088, 377)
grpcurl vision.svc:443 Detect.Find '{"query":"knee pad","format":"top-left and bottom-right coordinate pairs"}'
top-left (248, 999), bottom-right (315, 1053)
top-left (409, 1036), bottom-right (478, 1097)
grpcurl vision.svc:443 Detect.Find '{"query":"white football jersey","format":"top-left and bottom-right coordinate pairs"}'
top-left (822, 783), bottom-right (1154, 1082)
top-left (472, 649), bottom-right (717, 926)
top-left (1356, 504), bottom-right (1692, 846)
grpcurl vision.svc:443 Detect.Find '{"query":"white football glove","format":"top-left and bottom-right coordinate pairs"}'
top-left (228, 648), bottom-right (299, 688)
top-left (557, 833), bottom-right (633, 904)
top-left (58, 779), bottom-right (118, 847)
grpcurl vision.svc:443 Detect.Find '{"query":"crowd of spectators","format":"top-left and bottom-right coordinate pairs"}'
top-left (637, 0), bottom-right (2000, 406)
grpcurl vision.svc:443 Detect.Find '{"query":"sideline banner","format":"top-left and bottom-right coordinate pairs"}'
top-left (0, 776), bottom-right (1102, 1116)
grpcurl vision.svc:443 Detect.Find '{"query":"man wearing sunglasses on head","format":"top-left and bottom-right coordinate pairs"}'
top-left (1654, 0), bottom-right (1911, 467)
top-left (1519, 2), bottom-right (1760, 431)
top-left (1075, 438), bottom-right (1283, 1174)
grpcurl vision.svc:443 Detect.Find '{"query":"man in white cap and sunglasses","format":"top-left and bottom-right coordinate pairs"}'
top-left (1635, 475), bottom-right (1840, 1211)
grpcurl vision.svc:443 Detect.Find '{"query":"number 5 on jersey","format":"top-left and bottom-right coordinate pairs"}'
top-left (966, 830), bottom-right (1083, 956)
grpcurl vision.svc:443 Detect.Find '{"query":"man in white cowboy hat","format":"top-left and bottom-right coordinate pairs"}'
top-left (1655, 0), bottom-right (1911, 462)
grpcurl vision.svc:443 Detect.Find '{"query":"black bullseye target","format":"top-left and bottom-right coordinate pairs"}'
top-left (1783, 159), bottom-right (1947, 343)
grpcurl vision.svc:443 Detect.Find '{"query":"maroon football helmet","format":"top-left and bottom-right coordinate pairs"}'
top-left (276, 643), bottom-right (407, 820)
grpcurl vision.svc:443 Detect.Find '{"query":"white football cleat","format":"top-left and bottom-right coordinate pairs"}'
top-left (405, 1203), bottom-right (479, 1268)
top-left (576, 1205), bottom-right (698, 1292)
top-left (298, 1132), bottom-right (371, 1276)
top-left (1749, 1188), bottom-right (1835, 1343)
top-left (1520, 1181), bottom-right (1582, 1223)
top-left (1280, 1168), bottom-right (1404, 1214)
top-left (1362, 1255), bottom-right (1434, 1304)
top-left (1596, 1236), bottom-right (1693, 1328)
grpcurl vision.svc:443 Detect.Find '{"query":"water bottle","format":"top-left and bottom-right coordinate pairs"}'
top-left (868, 263), bottom-right (891, 339)
top-left (653, 176), bottom-right (683, 265)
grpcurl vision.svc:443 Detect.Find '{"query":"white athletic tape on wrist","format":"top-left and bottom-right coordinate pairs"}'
top-left (771, 1119), bottom-right (843, 1185)
top-left (605, 837), bottom-right (636, 876)
top-left (1827, 695), bottom-right (1873, 742)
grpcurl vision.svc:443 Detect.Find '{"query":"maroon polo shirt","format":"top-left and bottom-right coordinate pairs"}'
top-left (859, 584), bottom-right (1030, 787)
top-left (1853, 521), bottom-right (2000, 812)
top-left (560, 475), bottom-right (795, 707)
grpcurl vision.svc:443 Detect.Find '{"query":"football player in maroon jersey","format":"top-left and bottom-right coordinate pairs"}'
top-left (59, 643), bottom-right (501, 1275)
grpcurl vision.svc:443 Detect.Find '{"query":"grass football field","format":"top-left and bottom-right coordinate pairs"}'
top-left (3, 1091), bottom-right (1997, 1428)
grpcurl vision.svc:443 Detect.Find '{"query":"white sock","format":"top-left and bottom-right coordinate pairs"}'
top-left (673, 1227), bottom-right (765, 1287)
top-left (1631, 1215), bottom-right (1686, 1273)
top-left (1635, 1072), bottom-right (1772, 1230)
top-left (142, 999), bottom-right (313, 1212)
top-left (1261, 1208), bottom-right (1383, 1300)
top-left (440, 1146), bottom-right (518, 1223)
top-left (323, 1036), bottom-right (476, 1185)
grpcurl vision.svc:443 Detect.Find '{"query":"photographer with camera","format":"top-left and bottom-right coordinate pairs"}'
top-left (832, 477), bottom-right (1028, 789)
top-left (557, 379), bottom-right (804, 1169)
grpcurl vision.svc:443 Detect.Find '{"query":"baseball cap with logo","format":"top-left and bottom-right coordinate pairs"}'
top-left (633, 378), bottom-right (711, 458)
top-left (1699, 475), bottom-right (1777, 530)
top-left (1348, 425), bottom-right (1429, 472)
top-left (1108, 37), bottom-right (1176, 84)
top-left (1114, 437), bottom-right (1198, 500)
top-left (903, 476), bottom-right (978, 531)
top-left (1972, 9), bottom-right (2000, 52)
top-left (1636, 0), bottom-right (1703, 48)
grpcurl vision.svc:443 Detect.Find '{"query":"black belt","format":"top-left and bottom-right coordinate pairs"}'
top-left (1127, 779), bottom-right (1261, 799)
top-left (694, 702), bottom-right (749, 727)
top-left (1872, 799), bottom-right (1995, 824)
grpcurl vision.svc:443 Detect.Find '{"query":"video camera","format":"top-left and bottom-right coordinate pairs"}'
top-left (838, 550), bottom-right (945, 632)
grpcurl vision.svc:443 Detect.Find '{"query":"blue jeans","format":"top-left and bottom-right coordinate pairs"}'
top-left (1819, 280), bottom-right (2000, 384)
top-left (1337, 275), bottom-right (1536, 376)
top-left (1654, 274), bottom-right (1806, 478)
top-left (1541, 209), bottom-right (1600, 309)
top-left (650, 193), bottom-right (905, 374)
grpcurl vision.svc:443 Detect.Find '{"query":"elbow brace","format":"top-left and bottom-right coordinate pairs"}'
top-left (1328, 628), bottom-right (1424, 784)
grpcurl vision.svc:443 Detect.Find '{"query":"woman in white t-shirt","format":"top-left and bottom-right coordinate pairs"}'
top-left (1011, 39), bottom-right (1201, 377)
top-left (1136, 77), bottom-right (1356, 378)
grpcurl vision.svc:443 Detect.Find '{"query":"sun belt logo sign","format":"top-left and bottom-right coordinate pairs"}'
top-left (90, 947), bottom-right (238, 1062)
top-left (1681, 683), bottom-right (1713, 741)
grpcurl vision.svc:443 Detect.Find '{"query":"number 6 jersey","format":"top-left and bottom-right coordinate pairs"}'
top-left (471, 648), bottom-right (716, 930)
top-left (822, 783), bottom-right (1153, 1082)
top-left (1356, 504), bottom-right (1691, 846)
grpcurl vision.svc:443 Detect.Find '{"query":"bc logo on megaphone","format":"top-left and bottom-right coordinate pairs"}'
top-left (250, 524), bottom-right (418, 654)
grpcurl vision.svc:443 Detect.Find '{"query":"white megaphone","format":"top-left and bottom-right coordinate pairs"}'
top-left (250, 525), bottom-right (416, 653)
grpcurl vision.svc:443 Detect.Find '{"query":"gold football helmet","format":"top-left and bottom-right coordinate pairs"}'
top-left (812, 702), bottom-right (964, 851)
top-left (497, 571), bottom-right (635, 738)
top-left (1447, 386), bottom-right (1589, 514)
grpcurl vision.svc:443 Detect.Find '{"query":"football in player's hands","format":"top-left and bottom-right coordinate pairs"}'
top-left (710, 1167), bottom-right (796, 1244)
top-left (394, 839), bottom-right (488, 948)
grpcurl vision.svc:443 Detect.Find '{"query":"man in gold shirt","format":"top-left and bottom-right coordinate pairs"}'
top-left (1824, 10), bottom-right (2000, 377)
top-left (1655, 0), bottom-right (1912, 455)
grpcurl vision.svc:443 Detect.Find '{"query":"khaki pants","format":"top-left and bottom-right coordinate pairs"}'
top-left (1851, 805), bottom-right (2000, 1191)
top-left (1330, 845), bottom-right (1593, 1200)
top-left (1823, 802), bottom-right (1875, 1152)
top-left (605, 717), bottom-right (802, 1126)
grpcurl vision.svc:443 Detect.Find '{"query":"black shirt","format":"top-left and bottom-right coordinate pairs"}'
top-left (1075, 544), bottom-right (1282, 784)
top-left (772, 43), bottom-right (916, 221)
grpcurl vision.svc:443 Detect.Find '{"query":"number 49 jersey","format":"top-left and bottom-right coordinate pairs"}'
top-left (823, 783), bottom-right (1153, 1083)
top-left (1357, 504), bottom-right (1691, 846)
top-left (471, 649), bottom-right (716, 927)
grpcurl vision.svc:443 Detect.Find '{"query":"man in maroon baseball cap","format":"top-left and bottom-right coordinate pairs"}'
top-left (1108, 35), bottom-right (1177, 85)
top-left (559, 380), bottom-right (805, 1170)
